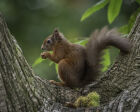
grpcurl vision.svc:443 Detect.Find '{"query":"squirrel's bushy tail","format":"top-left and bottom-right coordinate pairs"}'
top-left (84, 27), bottom-right (131, 83)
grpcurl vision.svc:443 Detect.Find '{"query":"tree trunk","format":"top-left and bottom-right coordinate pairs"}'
top-left (0, 12), bottom-right (140, 112)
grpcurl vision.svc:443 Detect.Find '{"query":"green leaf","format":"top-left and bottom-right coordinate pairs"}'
top-left (136, 0), bottom-right (140, 4)
top-left (128, 7), bottom-right (140, 31)
top-left (55, 64), bottom-right (58, 74)
top-left (32, 57), bottom-right (44, 67)
top-left (101, 49), bottom-right (111, 72)
top-left (81, 0), bottom-right (109, 21)
top-left (119, 24), bottom-right (129, 34)
top-left (49, 61), bottom-right (54, 66)
top-left (108, 0), bottom-right (122, 24)
top-left (119, 7), bottom-right (140, 34)
top-left (75, 39), bottom-right (88, 46)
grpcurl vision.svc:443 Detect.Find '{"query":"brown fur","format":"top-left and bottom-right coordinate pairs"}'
top-left (41, 27), bottom-right (131, 88)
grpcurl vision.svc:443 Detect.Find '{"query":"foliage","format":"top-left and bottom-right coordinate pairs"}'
top-left (81, 0), bottom-right (139, 25)
top-left (108, 0), bottom-right (122, 24)
top-left (75, 39), bottom-right (88, 46)
top-left (74, 92), bottom-right (100, 107)
top-left (101, 49), bottom-right (110, 72)
top-left (136, 0), bottom-right (140, 4)
top-left (81, 0), bottom-right (109, 22)
top-left (32, 57), bottom-right (45, 67)
top-left (119, 7), bottom-right (140, 34)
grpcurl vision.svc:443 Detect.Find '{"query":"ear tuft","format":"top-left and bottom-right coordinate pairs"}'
top-left (53, 28), bottom-right (61, 39)
top-left (53, 28), bottom-right (59, 35)
top-left (54, 28), bottom-right (59, 33)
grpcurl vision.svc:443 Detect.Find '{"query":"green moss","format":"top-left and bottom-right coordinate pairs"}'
top-left (87, 92), bottom-right (100, 102)
top-left (74, 96), bottom-right (89, 107)
top-left (74, 92), bottom-right (100, 108)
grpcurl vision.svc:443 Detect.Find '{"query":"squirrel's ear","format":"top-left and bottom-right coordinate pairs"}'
top-left (53, 28), bottom-right (61, 40)
top-left (53, 28), bottom-right (59, 36)
top-left (54, 28), bottom-right (59, 33)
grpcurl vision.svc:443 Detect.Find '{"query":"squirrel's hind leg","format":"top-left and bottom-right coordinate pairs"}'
top-left (58, 59), bottom-right (82, 87)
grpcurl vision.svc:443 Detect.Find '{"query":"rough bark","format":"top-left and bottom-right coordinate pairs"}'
top-left (0, 12), bottom-right (140, 112)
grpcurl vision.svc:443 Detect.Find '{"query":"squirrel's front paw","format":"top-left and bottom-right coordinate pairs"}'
top-left (41, 52), bottom-right (47, 59)
top-left (41, 52), bottom-right (50, 59)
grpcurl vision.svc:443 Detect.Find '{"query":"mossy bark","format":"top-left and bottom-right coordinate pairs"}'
top-left (0, 12), bottom-right (140, 112)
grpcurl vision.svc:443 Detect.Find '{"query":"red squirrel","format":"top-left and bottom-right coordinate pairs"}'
top-left (41, 27), bottom-right (131, 88)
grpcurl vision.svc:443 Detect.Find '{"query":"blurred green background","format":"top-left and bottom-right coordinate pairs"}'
top-left (0, 0), bottom-right (139, 81)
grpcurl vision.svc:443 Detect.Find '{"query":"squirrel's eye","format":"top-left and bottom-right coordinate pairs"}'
top-left (47, 39), bottom-right (51, 44)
